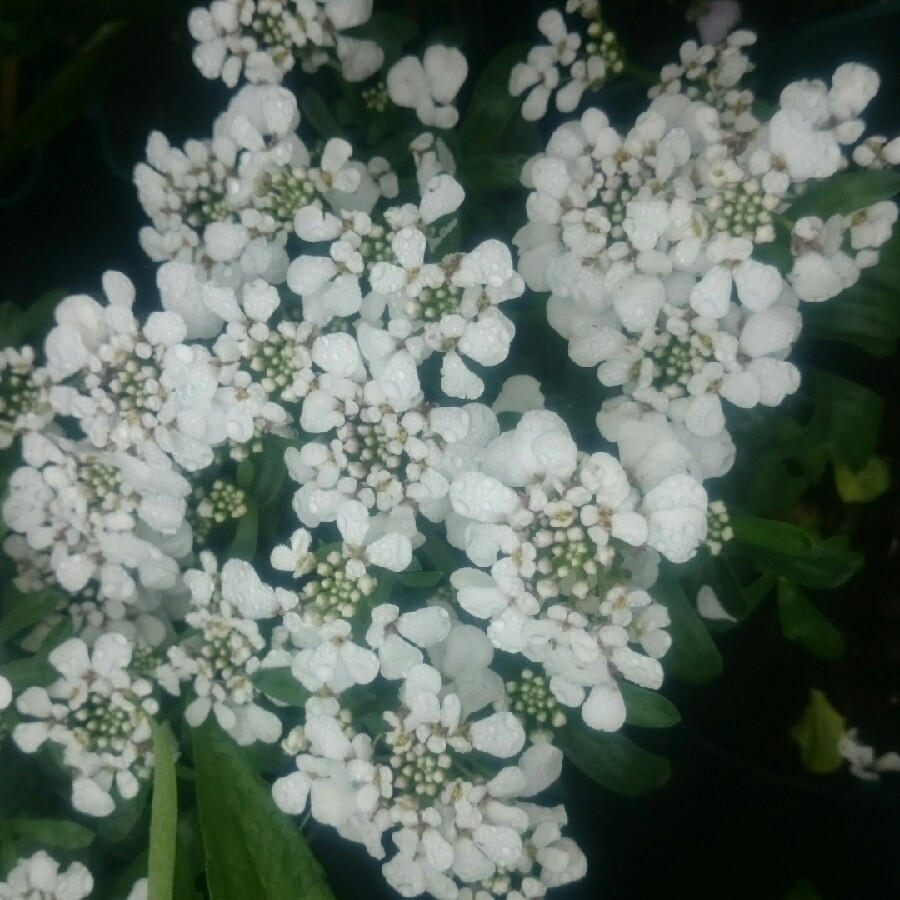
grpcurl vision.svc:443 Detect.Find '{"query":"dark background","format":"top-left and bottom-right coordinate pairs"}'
top-left (1, 2), bottom-right (899, 898)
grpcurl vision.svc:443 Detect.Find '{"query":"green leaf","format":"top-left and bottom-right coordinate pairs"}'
top-left (459, 43), bottom-right (529, 154)
top-left (342, 13), bottom-right (417, 64)
top-left (193, 721), bottom-right (336, 900)
top-left (750, 539), bottom-right (863, 590)
top-left (0, 587), bottom-right (62, 643)
top-left (96, 782), bottom-right (150, 844)
top-left (786, 170), bottom-right (900, 220)
top-left (776, 579), bottom-right (846, 659)
top-left (833, 455), bottom-right (891, 503)
top-left (459, 153), bottom-right (530, 191)
top-left (19, 290), bottom-right (65, 343)
top-left (36, 617), bottom-right (73, 653)
top-left (148, 721), bottom-right (178, 900)
top-left (652, 578), bottom-right (723, 682)
top-left (420, 527), bottom-right (459, 578)
top-left (730, 516), bottom-right (814, 557)
top-left (789, 689), bottom-right (846, 773)
top-left (0, 303), bottom-right (24, 347)
top-left (251, 668), bottom-right (310, 707)
top-left (7, 819), bottom-right (94, 850)
top-left (619, 683), bottom-right (681, 729)
top-left (785, 879), bottom-right (824, 900)
top-left (0, 656), bottom-right (55, 691)
top-left (299, 89), bottom-right (341, 140)
top-left (229, 500), bottom-right (259, 561)
top-left (559, 726), bottom-right (671, 796)
top-left (395, 570), bottom-right (444, 588)
top-left (814, 371), bottom-right (883, 470)
top-left (253, 437), bottom-right (289, 508)
top-left (236, 460), bottom-right (254, 492)
top-left (0, 22), bottom-right (125, 176)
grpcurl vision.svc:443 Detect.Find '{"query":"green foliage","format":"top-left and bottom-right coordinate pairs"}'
top-left (0, 587), bottom-right (62, 643)
top-left (0, 22), bottom-right (125, 178)
top-left (300, 89), bottom-right (342, 141)
top-left (785, 169), bottom-right (900, 220)
top-left (776, 579), bottom-right (846, 659)
top-left (228, 499), bottom-right (259, 561)
top-left (0, 656), bottom-right (55, 691)
top-left (148, 721), bottom-right (178, 900)
top-left (343, 13), bottom-right (417, 67)
top-left (785, 879), bottom-right (824, 900)
top-left (652, 577), bottom-right (723, 682)
top-left (748, 538), bottom-right (863, 591)
top-left (730, 516), bottom-right (813, 556)
top-left (0, 291), bottom-right (64, 347)
top-left (619, 682), bottom-right (681, 729)
top-left (395, 569), bottom-right (444, 588)
top-left (251, 668), bottom-right (311, 707)
top-left (803, 226), bottom-right (900, 356)
top-left (459, 43), bottom-right (529, 155)
top-left (789, 689), bottom-right (846, 773)
top-left (192, 721), bottom-right (336, 900)
top-left (1, 818), bottom-right (94, 850)
top-left (833, 455), bottom-right (890, 503)
top-left (559, 725), bottom-right (671, 796)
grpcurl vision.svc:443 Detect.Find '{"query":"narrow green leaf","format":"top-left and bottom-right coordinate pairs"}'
top-left (0, 22), bottom-right (125, 175)
top-left (7, 819), bottom-right (94, 850)
top-left (559, 726), bottom-right (671, 796)
top-left (229, 500), bottom-right (258, 561)
top-left (731, 516), bottom-right (813, 556)
top-left (36, 617), bottom-right (74, 653)
top-left (776, 580), bottom-right (846, 659)
top-left (251, 668), bottom-right (310, 707)
top-left (193, 721), bottom-right (336, 900)
top-left (148, 721), bottom-right (178, 900)
top-left (652, 578), bottom-right (723, 683)
top-left (19, 290), bottom-right (65, 342)
top-left (299, 88), bottom-right (341, 140)
top-left (459, 43), bottom-right (529, 154)
top-left (459, 153), bottom-right (530, 191)
top-left (420, 527), bottom-right (458, 577)
top-left (786, 170), bottom-right (900, 220)
top-left (750, 540), bottom-right (863, 590)
top-left (814, 371), bottom-right (883, 470)
top-left (0, 588), bottom-right (62, 643)
top-left (253, 437), bottom-right (289, 508)
top-left (96, 783), bottom-right (150, 844)
top-left (0, 656), bottom-right (55, 691)
top-left (236, 460), bottom-right (254, 492)
top-left (395, 570), bottom-right (444, 588)
top-left (785, 879), bottom-right (824, 900)
top-left (0, 303), bottom-right (24, 347)
top-left (789, 689), bottom-right (846, 773)
top-left (619, 683), bottom-right (681, 729)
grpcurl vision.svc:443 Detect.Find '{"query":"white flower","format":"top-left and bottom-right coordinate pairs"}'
top-left (641, 473), bottom-right (708, 562)
top-left (0, 852), bottom-right (93, 900)
top-left (387, 46), bottom-right (468, 129)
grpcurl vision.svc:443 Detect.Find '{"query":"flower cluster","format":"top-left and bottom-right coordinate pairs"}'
top-left (189, 0), bottom-right (383, 87)
top-left (0, 3), bottom-right (897, 899)
top-left (510, 4), bottom-right (624, 121)
top-left (13, 634), bottom-right (159, 817)
top-left (515, 31), bottom-right (898, 497)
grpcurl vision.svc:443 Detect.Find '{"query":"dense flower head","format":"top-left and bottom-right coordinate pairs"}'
top-left (2, 6), bottom-right (897, 900)
top-left (515, 31), bottom-right (895, 487)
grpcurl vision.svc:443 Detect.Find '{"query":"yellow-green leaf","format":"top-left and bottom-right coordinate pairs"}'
top-left (790, 690), bottom-right (846, 774)
top-left (833, 456), bottom-right (890, 503)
